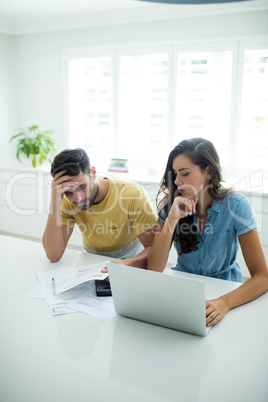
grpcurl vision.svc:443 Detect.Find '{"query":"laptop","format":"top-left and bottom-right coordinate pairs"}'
top-left (107, 262), bottom-right (210, 337)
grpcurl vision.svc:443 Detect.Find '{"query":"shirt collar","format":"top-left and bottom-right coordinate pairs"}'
top-left (208, 198), bottom-right (222, 213)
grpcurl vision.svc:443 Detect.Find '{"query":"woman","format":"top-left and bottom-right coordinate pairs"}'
top-left (147, 138), bottom-right (268, 327)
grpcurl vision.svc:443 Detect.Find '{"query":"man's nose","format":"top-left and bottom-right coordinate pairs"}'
top-left (73, 192), bottom-right (83, 203)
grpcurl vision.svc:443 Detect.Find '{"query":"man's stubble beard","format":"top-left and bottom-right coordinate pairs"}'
top-left (74, 180), bottom-right (99, 211)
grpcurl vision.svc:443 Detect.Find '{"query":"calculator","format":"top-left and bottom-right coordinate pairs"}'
top-left (95, 279), bottom-right (112, 297)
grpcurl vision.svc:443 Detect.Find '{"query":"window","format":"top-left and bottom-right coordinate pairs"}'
top-left (175, 50), bottom-right (233, 167)
top-left (68, 56), bottom-right (113, 163)
top-left (118, 52), bottom-right (169, 174)
top-left (65, 38), bottom-right (268, 178)
top-left (237, 48), bottom-right (268, 171)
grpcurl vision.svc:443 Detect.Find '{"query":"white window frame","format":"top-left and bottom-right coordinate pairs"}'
top-left (173, 41), bottom-right (238, 172)
top-left (63, 34), bottom-right (268, 179)
top-left (115, 45), bottom-right (171, 159)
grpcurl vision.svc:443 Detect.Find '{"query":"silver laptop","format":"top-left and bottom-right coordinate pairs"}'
top-left (107, 262), bottom-right (210, 337)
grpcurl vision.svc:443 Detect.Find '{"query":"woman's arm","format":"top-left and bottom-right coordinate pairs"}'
top-left (206, 229), bottom-right (268, 326)
top-left (147, 197), bottom-right (197, 272)
top-left (147, 220), bottom-right (174, 272)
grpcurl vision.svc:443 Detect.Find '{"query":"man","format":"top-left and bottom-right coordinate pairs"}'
top-left (42, 148), bottom-right (158, 267)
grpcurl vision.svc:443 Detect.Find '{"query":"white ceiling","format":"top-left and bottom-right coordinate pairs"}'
top-left (0, 0), bottom-right (267, 35)
top-left (0, 0), bottom-right (151, 23)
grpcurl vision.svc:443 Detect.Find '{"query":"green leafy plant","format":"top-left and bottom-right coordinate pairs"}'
top-left (10, 125), bottom-right (56, 167)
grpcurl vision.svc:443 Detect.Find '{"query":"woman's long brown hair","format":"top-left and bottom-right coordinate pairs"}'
top-left (157, 138), bottom-right (233, 255)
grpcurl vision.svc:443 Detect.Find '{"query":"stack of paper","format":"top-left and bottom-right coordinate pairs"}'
top-left (28, 262), bottom-right (118, 320)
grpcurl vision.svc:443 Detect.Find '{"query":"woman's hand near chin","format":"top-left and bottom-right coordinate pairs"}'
top-left (169, 196), bottom-right (198, 222)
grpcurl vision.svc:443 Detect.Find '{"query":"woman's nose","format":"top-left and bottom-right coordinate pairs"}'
top-left (175, 176), bottom-right (182, 186)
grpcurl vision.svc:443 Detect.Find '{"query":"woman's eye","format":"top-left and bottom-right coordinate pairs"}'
top-left (182, 173), bottom-right (189, 177)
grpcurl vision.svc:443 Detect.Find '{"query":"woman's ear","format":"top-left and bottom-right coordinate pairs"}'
top-left (90, 166), bottom-right (96, 178)
top-left (205, 166), bottom-right (211, 180)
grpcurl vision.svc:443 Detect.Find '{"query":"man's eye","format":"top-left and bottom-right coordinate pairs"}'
top-left (76, 185), bottom-right (85, 191)
top-left (65, 191), bottom-right (72, 196)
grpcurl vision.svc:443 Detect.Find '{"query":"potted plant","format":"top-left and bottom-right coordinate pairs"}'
top-left (10, 125), bottom-right (56, 167)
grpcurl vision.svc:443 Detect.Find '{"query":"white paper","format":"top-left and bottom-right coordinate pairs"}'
top-left (50, 303), bottom-right (77, 316)
top-left (37, 267), bottom-right (99, 305)
top-left (68, 281), bottom-right (117, 320)
top-left (69, 295), bottom-right (118, 320)
top-left (36, 262), bottom-right (112, 316)
top-left (55, 262), bottom-right (110, 293)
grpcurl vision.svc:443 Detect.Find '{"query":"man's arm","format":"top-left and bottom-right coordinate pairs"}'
top-left (42, 217), bottom-right (73, 263)
top-left (118, 223), bottom-right (161, 268)
top-left (117, 184), bottom-right (160, 268)
top-left (42, 171), bottom-right (77, 262)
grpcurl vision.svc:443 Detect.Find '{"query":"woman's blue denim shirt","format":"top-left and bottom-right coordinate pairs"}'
top-left (159, 193), bottom-right (257, 283)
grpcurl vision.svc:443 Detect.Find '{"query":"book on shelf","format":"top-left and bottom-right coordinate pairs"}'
top-left (108, 158), bottom-right (128, 173)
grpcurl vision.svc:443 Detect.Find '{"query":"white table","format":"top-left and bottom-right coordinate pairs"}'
top-left (0, 234), bottom-right (268, 402)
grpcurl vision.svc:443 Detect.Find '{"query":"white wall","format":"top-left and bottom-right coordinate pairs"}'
top-left (0, 10), bottom-right (267, 275)
top-left (0, 33), bottom-right (18, 159)
top-left (6, 9), bottom-right (268, 157)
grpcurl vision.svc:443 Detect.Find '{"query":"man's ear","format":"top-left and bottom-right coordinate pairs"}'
top-left (90, 166), bottom-right (96, 178)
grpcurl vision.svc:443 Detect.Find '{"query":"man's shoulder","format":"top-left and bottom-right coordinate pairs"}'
top-left (108, 177), bottom-right (145, 194)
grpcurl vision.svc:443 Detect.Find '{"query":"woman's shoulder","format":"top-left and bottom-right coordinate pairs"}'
top-left (222, 191), bottom-right (246, 205)
top-left (212, 192), bottom-right (250, 214)
top-left (219, 191), bottom-right (254, 219)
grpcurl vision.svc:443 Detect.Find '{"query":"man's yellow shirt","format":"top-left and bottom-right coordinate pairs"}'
top-left (60, 177), bottom-right (157, 253)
